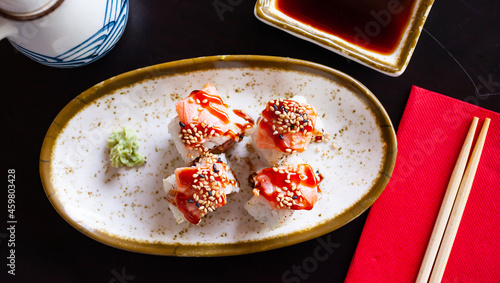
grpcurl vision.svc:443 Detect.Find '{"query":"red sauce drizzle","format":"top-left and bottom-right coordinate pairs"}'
top-left (276, 0), bottom-right (416, 55)
top-left (254, 164), bottom-right (320, 210)
top-left (190, 89), bottom-right (230, 123)
top-left (233, 109), bottom-right (255, 132)
top-left (259, 99), bottom-right (316, 153)
top-left (179, 92), bottom-right (252, 151)
top-left (175, 162), bottom-right (230, 225)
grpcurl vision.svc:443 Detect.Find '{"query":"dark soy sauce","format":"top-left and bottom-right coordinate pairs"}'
top-left (276, 0), bottom-right (416, 54)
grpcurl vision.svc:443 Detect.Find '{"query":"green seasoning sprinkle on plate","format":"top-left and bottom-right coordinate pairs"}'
top-left (107, 127), bottom-right (146, 168)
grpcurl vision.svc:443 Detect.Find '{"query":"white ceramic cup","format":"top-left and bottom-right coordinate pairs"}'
top-left (0, 0), bottom-right (129, 68)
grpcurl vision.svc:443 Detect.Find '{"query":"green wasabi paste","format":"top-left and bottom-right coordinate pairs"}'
top-left (107, 127), bottom-right (145, 168)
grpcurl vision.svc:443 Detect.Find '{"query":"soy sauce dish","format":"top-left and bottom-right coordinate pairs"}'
top-left (255, 0), bottom-right (434, 76)
top-left (40, 55), bottom-right (397, 256)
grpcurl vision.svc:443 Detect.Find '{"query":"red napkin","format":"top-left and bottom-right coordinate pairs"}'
top-left (345, 86), bottom-right (500, 282)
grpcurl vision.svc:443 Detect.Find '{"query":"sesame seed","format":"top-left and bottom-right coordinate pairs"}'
top-left (188, 199), bottom-right (194, 203)
top-left (202, 99), bottom-right (208, 103)
top-left (279, 134), bottom-right (284, 140)
top-left (285, 148), bottom-right (292, 153)
top-left (196, 99), bottom-right (200, 104)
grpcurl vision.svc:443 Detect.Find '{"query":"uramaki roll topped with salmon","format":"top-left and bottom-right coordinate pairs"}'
top-left (163, 153), bottom-right (239, 225)
top-left (169, 83), bottom-right (254, 164)
top-left (251, 96), bottom-right (324, 165)
top-left (244, 156), bottom-right (323, 229)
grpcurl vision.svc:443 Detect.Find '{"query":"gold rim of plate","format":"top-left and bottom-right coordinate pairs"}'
top-left (255, 0), bottom-right (435, 76)
top-left (39, 55), bottom-right (397, 256)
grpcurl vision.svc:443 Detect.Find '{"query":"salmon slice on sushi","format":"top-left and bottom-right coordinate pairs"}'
top-left (251, 96), bottom-right (324, 165)
top-left (163, 153), bottom-right (239, 225)
top-left (168, 83), bottom-right (254, 164)
top-left (244, 156), bottom-right (323, 229)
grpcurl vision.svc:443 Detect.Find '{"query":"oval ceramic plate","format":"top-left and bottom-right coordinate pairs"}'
top-left (40, 55), bottom-right (396, 256)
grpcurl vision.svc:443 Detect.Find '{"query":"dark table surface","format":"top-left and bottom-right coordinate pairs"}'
top-left (1, 0), bottom-right (499, 282)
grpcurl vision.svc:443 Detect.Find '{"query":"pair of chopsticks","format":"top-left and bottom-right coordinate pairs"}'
top-left (416, 117), bottom-right (491, 283)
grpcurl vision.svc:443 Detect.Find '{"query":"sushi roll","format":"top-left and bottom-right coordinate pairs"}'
top-left (169, 83), bottom-right (254, 164)
top-left (251, 96), bottom-right (324, 165)
top-left (244, 157), bottom-right (322, 229)
top-left (163, 153), bottom-right (239, 225)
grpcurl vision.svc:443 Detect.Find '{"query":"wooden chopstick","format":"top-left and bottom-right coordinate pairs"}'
top-left (416, 117), bottom-right (490, 283)
top-left (428, 118), bottom-right (490, 282)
